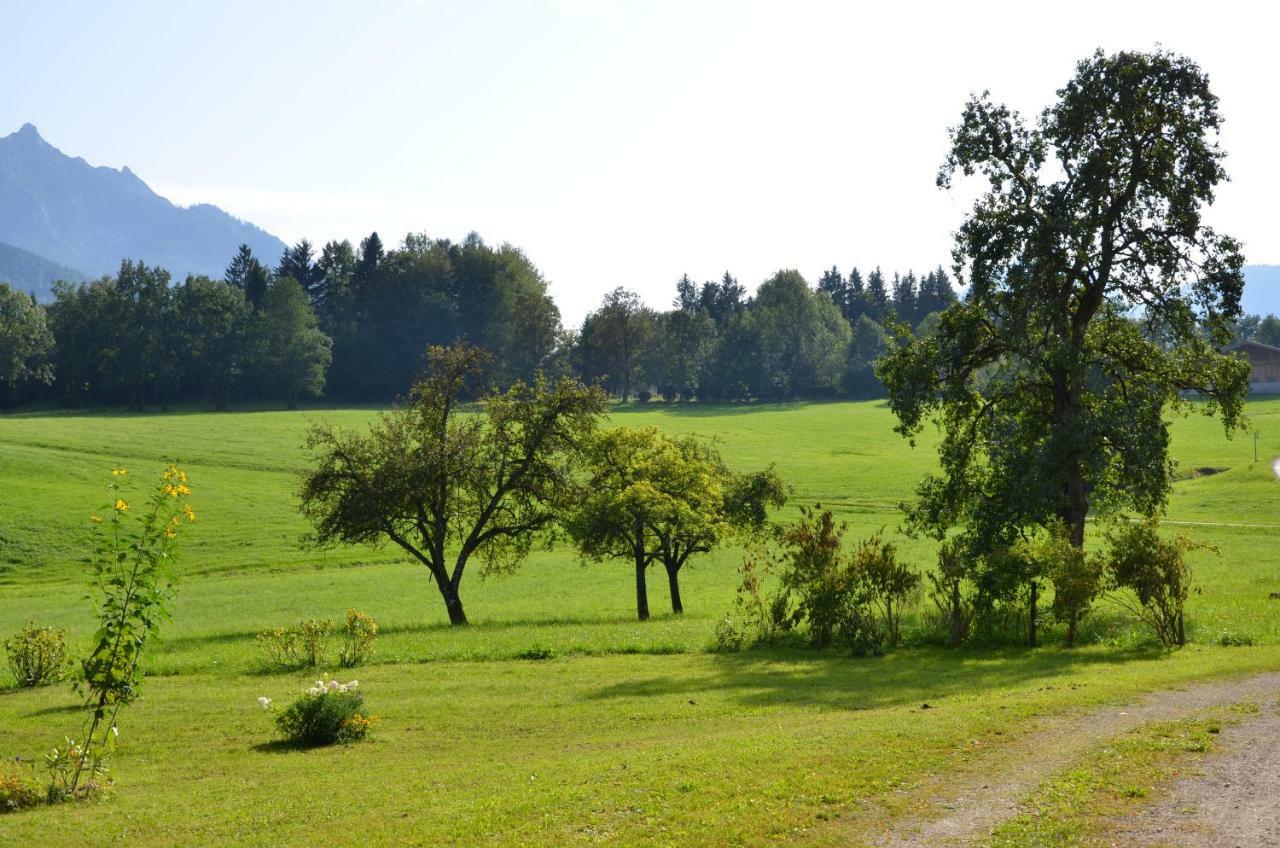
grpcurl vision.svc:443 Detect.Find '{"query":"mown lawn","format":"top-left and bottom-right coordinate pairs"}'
top-left (1, 398), bottom-right (1279, 845)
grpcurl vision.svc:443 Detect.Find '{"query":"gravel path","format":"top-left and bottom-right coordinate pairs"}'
top-left (1108, 699), bottom-right (1280, 847)
top-left (874, 671), bottom-right (1280, 848)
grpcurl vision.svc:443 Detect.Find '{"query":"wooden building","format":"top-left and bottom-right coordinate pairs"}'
top-left (1224, 340), bottom-right (1280, 393)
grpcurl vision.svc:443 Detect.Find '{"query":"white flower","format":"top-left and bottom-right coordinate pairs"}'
top-left (337, 685), bottom-right (348, 694)
top-left (110, 725), bottom-right (119, 738)
top-left (257, 697), bottom-right (272, 710)
top-left (347, 680), bottom-right (358, 689)
top-left (327, 679), bottom-right (340, 692)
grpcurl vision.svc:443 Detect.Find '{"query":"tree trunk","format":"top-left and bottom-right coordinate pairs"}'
top-left (666, 564), bottom-right (683, 615)
top-left (1028, 580), bottom-right (1038, 647)
top-left (635, 560), bottom-right (650, 621)
top-left (1066, 611), bottom-right (1078, 647)
top-left (949, 579), bottom-right (963, 647)
top-left (438, 579), bottom-right (468, 626)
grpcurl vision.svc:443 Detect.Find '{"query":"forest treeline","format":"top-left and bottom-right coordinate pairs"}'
top-left (0, 231), bottom-right (956, 409)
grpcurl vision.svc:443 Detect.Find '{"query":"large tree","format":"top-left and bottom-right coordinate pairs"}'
top-left (300, 343), bottom-right (607, 625)
top-left (252, 276), bottom-right (332, 408)
top-left (567, 427), bottom-right (785, 619)
top-left (0, 282), bottom-right (54, 396)
top-left (878, 49), bottom-right (1250, 557)
top-left (176, 275), bottom-right (250, 410)
top-left (578, 287), bottom-right (655, 402)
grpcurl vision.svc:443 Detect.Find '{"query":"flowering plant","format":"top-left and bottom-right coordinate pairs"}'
top-left (69, 464), bottom-right (194, 794)
top-left (263, 675), bottom-right (377, 746)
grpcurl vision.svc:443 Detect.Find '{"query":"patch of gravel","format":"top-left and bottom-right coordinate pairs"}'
top-left (873, 671), bottom-right (1280, 848)
top-left (1107, 699), bottom-right (1280, 847)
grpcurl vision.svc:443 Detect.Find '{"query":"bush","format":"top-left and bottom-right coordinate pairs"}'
top-left (853, 531), bottom-right (919, 648)
top-left (268, 677), bottom-right (376, 746)
top-left (926, 539), bottom-right (973, 647)
top-left (258, 618), bottom-right (335, 668)
top-left (339, 609), bottom-right (378, 668)
top-left (0, 761), bottom-right (44, 813)
top-left (1105, 519), bottom-right (1206, 648)
top-left (4, 624), bottom-right (70, 687)
top-left (636, 390), bottom-right (652, 404)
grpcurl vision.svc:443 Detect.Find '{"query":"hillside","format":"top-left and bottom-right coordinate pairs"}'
top-left (0, 239), bottom-right (85, 300)
top-left (0, 123), bottom-right (285, 281)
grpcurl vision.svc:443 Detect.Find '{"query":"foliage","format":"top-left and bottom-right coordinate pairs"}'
top-left (1105, 520), bottom-right (1206, 647)
top-left (0, 760), bottom-right (45, 812)
top-left (270, 676), bottom-right (375, 746)
top-left (339, 609), bottom-right (379, 667)
top-left (576, 287), bottom-right (656, 402)
top-left (72, 464), bottom-right (194, 792)
top-left (251, 276), bottom-right (332, 409)
top-left (4, 623), bottom-right (70, 687)
top-left (567, 427), bottom-right (785, 619)
top-left (878, 49), bottom-right (1250, 568)
top-left (0, 282), bottom-right (54, 397)
top-left (926, 538), bottom-right (973, 647)
top-left (256, 626), bottom-right (301, 668)
top-left (1039, 526), bottom-right (1105, 646)
top-left (853, 531), bottom-right (920, 648)
top-left (301, 341), bottom-right (608, 625)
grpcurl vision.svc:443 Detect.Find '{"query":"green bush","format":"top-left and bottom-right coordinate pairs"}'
top-left (257, 618), bottom-right (335, 668)
top-left (269, 677), bottom-right (375, 746)
top-left (338, 609), bottom-right (378, 668)
top-left (1105, 519), bottom-right (1205, 648)
top-left (4, 624), bottom-right (70, 688)
top-left (0, 761), bottom-right (44, 813)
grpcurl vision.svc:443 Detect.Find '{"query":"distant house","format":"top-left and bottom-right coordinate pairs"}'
top-left (1225, 340), bottom-right (1280, 393)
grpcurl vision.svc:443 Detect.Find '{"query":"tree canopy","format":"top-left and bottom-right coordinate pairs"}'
top-left (878, 49), bottom-right (1250, 557)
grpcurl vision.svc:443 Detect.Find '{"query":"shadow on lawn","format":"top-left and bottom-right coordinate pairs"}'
top-left (606, 399), bottom-right (890, 419)
top-left (584, 645), bottom-right (1171, 713)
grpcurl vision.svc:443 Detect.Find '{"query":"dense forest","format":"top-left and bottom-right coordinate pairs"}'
top-left (1, 231), bottom-right (956, 408)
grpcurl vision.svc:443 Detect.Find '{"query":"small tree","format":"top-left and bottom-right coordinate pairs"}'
top-left (853, 531), bottom-right (919, 648)
top-left (301, 343), bottom-right (607, 626)
top-left (928, 539), bottom-right (972, 647)
top-left (1105, 520), bottom-right (1205, 647)
top-left (566, 428), bottom-right (784, 620)
top-left (1036, 524), bottom-right (1104, 646)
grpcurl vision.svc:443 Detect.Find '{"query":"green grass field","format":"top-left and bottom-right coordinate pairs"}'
top-left (2, 399), bottom-right (1279, 845)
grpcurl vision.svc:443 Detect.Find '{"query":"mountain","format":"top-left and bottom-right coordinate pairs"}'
top-left (0, 240), bottom-right (85, 301)
top-left (0, 123), bottom-right (285, 283)
top-left (1242, 265), bottom-right (1280, 317)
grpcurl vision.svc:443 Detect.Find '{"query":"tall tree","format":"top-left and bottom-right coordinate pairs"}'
top-left (866, 267), bottom-right (889, 321)
top-left (878, 49), bottom-right (1250, 560)
top-left (578, 287), bottom-right (655, 402)
top-left (276, 240), bottom-right (322, 301)
top-left (225, 243), bottom-right (270, 310)
top-left (748, 270), bottom-right (850, 398)
top-left (300, 343), bottom-right (607, 625)
top-left (252, 276), bottom-right (332, 408)
top-left (176, 276), bottom-right (250, 410)
top-left (0, 282), bottom-right (54, 398)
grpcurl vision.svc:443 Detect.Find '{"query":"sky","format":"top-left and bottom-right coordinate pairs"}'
top-left (2, 1), bottom-right (1278, 323)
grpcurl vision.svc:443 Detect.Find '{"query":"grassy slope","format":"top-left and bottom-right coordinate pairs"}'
top-left (1, 398), bottom-right (1279, 845)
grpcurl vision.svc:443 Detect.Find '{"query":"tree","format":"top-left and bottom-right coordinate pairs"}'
top-left (878, 50), bottom-right (1249, 568)
top-left (276, 240), bottom-right (323, 301)
top-left (578, 287), bottom-right (655, 402)
top-left (0, 282), bottom-right (54, 396)
top-left (843, 315), bottom-right (889, 398)
top-left (567, 428), bottom-right (785, 619)
top-left (749, 270), bottom-right (850, 398)
top-left (175, 276), bottom-right (250, 410)
top-left (225, 244), bottom-right (270, 310)
top-left (1256, 315), bottom-right (1280, 347)
top-left (891, 272), bottom-right (917, 325)
top-left (866, 267), bottom-right (889, 321)
top-left (253, 277), bottom-right (332, 408)
top-left (300, 343), bottom-right (607, 625)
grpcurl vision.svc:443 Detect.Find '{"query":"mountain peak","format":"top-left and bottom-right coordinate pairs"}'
top-left (7, 123), bottom-right (48, 146)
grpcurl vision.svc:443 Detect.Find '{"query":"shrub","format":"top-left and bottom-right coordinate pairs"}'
top-left (853, 531), bottom-right (919, 648)
top-left (268, 676), bottom-right (376, 746)
top-left (926, 539), bottom-right (973, 647)
top-left (5, 624), bottom-right (70, 687)
top-left (636, 390), bottom-right (652, 404)
top-left (1105, 519), bottom-right (1206, 648)
top-left (256, 626), bottom-right (301, 668)
top-left (1041, 529), bottom-right (1104, 647)
top-left (339, 609), bottom-right (378, 668)
top-left (258, 618), bottom-right (336, 669)
top-left (0, 761), bottom-right (44, 813)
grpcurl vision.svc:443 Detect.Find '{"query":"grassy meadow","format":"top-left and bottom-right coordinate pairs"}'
top-left (2, 398), bottom-right (1280, 845)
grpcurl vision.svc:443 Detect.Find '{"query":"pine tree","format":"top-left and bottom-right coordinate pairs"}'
top-left (867, 267), bottom-right (889, 321)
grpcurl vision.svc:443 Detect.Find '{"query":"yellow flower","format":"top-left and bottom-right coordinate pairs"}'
top-left (170, 515), bottom-right (181, 527)
top-left (114, 499), bottom-right (129, 513)
top-left (165, 527), bottom-right (177, 539)
top-left (90, 514), bottom-right (103, 524)
top-left (182, 504), bottom-right (197, 523)
top-left (177, 483), bottom-right (191, 496)
top-left (163, 483), bottom-right (177, 497)
top-left (178, 471), bottom-right (188, 483)
top-left (111, 468), bottom-right (127, 478)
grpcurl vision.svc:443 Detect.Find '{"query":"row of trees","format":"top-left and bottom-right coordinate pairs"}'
top-left (0, 230), bottom-right (950, 408)
top-left (300, 343), bottom-right (786, 625)
top-left (575, 266), bottom-right (954, 402)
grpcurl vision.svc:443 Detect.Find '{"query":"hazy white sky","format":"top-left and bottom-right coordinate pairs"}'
top-left (2, 1), bottom-right (1277, 322)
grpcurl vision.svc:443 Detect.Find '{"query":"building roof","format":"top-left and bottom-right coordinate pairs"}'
top-left (1223, 339), bottom-right (1280, 356)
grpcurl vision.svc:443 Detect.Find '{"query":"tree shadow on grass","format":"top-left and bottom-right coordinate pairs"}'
top-left (584, 644), bottom-right (1171, 713)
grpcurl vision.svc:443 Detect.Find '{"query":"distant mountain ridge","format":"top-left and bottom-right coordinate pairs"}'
top-left (0, 123), bottom-right (285, 288)
top-left (0, 240), bottom-right (85, 300)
